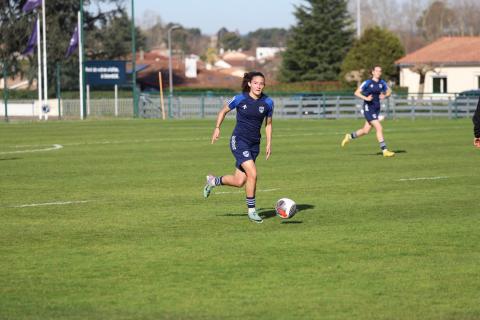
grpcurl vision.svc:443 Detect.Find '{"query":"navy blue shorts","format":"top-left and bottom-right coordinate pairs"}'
top-left (230, 135), bottom-right (260, 172)
top-left (363, 104), bottom-right (380, 122)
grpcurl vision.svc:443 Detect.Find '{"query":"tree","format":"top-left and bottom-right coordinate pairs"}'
top-left (279, 0), bottom-right (355, 82)
top-left (0, 0), bottom-right (139, 93)
top-left (340, 26), bottom-right (405, 87)
top-left (0, 1), bottom-right (39, 79)
top-left (168, 25), bottom-right (209, 55)
top-left (416, 1), bottom-right (456, 41)
top-left (409, 63), bottom-right (435, 98)
top-left (243, 28), bottom-right (290, 50)
top-left (87, 10), bottom-right (146, 60)
top-left (217, 28), bottom-right (243, 51)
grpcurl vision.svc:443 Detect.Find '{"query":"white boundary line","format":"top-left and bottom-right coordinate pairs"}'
top-left (0, 144), bottom-right (63, 155)
top-left (398, 176), bottom-right (448, 181)
top-left (215, 188), bottom-right (280, 195)
top-left (8, 200), bottom-right (93, 208)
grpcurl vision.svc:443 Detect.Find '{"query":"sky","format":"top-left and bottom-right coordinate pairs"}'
top-left (130, 0), bottom-right (304, 35)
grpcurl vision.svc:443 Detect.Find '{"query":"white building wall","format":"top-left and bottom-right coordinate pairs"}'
top-left (256, 47), bottom-right (284, 61)
top-left (400, 65), bottom-right (480, 97)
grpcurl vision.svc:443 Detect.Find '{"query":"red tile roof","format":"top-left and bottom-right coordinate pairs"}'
top-left (396, 37), bottom-right (480, 66)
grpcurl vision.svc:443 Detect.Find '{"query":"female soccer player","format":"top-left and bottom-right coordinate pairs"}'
top-left (203, 71), bottom-right (273, 223)
top-left (341, 65), bottom-right (395, 157)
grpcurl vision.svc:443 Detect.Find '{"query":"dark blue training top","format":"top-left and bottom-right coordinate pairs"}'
top-left (360, 79), bottom-right (388, 110)
top-left (228, 92), bottom-right (274, 143)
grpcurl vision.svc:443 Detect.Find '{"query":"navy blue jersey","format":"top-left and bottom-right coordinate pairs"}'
top-left (228, 93), bottom-right (274, 143)
top-left (360, 79), bottom-right (388, 109)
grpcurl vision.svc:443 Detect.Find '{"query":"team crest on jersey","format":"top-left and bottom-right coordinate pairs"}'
top-left (259, 106), bottom-right (264, 113)
top-left (241, 104), bottom-right (247, 110)
top-left (379, 84), bottom-right (383, 89)
top-left (243, 151), bottom-right (250, 157)
top-left (370, 84), bottom-right (374, 88)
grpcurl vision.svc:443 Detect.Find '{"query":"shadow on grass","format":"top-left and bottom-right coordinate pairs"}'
top-left (0, 157), bottom-right (22, 161)
top-left (218, 204), bottom-right (314, 222)
top-left (260, 203), bottom-right (315, 221)
top-left (281, 220), bottom-right (303, 224)
top-left (359, 150), bottom-right (407, 156)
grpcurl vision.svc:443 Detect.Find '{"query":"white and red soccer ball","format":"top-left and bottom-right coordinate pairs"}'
top-left (275, 198), bottom-right (297, 219)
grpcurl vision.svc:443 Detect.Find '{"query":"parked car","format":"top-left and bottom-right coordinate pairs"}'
top-left (456, 89), bottom-right (480, 98)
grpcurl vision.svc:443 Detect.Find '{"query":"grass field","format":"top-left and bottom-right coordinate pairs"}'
top-left (1, 118), bottom-right (479, 319)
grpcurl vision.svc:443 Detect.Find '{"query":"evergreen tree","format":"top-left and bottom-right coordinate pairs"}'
top-left (279, 0), bottom-right (354, 82)
top-left (340, 27), bottom-right (405, 87)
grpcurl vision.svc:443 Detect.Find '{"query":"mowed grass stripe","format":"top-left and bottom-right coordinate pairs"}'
top-left (0, 118), bottom-right (479, 320)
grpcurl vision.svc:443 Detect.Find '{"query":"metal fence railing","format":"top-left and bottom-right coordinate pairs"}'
top-left (1, 94), bottom-right (478, 120)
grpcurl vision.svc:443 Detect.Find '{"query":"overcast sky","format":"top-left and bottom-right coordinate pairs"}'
top-left (121, 0), bottom-right (305, 35)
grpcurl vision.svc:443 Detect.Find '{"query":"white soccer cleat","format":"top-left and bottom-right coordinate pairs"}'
top-left (203, 175), bottom-right (215, 198)
top-left (248, 210), bottom-right (263, 223)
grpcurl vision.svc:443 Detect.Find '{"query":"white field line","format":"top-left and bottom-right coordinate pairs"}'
top-left (215, 188), bottom-right (280, 195)
top-left (8, 200), bottom-right (94, 208)
top-left (398, 176), bottom-right (449, 181)
top-left (0, 144), bottom-right (63, 155)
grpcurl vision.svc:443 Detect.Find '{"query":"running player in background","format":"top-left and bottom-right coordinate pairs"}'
top-left (341, 65), bottom-right (395, 157)
top-left (203, 71), bottom-right (273, 223)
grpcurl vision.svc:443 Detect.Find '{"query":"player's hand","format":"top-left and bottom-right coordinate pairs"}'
top-left (365, 95), bottom-right (373, 101)
top-left (379, 93), bottom-right (386, 100)
top-left (211, 127), bottom-right (220, 144)
top-left (266, 143), bottom-right (271, 160)
top-left (474, 137), bottom-right (480, 148)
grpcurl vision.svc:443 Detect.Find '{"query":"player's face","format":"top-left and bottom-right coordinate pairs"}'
top-left (372, 67), bottom-right (382, 79)
top-left (249, 76), bottom-right (265, 97)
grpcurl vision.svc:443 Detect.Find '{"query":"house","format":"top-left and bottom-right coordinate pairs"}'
top-left (256, 47), bottom-right (284, 63)
top-left (129, 50), bottom-right (243, 90)
top-left (396, 37), bottom-right (480, 97)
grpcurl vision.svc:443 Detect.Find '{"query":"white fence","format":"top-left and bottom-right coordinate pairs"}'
top-left (140, 94), bottom-right (478, 120)
top-left (1, 94), bottom-right (478, 120)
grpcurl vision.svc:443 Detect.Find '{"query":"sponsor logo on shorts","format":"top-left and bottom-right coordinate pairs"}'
top-left (243, 151), bottom-right (250, 157)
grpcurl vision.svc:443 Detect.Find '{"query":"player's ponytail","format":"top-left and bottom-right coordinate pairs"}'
top-left (241, 71), bottom-right (265, 92)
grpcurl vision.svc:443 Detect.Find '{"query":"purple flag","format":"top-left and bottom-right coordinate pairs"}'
top-left (22, 0), bottom-right (42, 13)
top-left (65, 25), bottom-right (79, 58)
top-left (22, 17), bottom-right (38, 55)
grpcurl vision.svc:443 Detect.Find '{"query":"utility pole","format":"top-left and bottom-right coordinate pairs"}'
top-left (2, 62), bottom-right (9, 122)
top-left (79, 0), bottom-right (86, 119)
top-left (168, 25), bottom-right (180, 118)
top-left (131, 0), bottom-right (138, 117)
top-left (357, 0), bottom-right (361, 38)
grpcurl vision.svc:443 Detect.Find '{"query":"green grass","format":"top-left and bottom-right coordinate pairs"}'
top-left (1, 118), bottom-right (479, 320)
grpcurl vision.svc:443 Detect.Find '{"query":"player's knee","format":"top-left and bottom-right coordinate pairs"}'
top-left (237, 177), bottom-right (247, 187)
top-left (247, 171), bottom-right (257, 181)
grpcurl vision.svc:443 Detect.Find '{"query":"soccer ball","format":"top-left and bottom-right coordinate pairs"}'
top-left (275, 198), bottom-right (297, 219)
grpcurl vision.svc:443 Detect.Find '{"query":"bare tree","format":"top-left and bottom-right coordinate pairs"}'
top-left (410, 63), bottom-right (436, 98)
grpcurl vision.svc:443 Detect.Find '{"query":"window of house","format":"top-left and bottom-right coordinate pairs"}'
top-left (433, 77), bottom-right (447, 93)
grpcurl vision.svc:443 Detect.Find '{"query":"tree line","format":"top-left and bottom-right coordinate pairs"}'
top-left (2, 0), bottom-right (480, 92)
